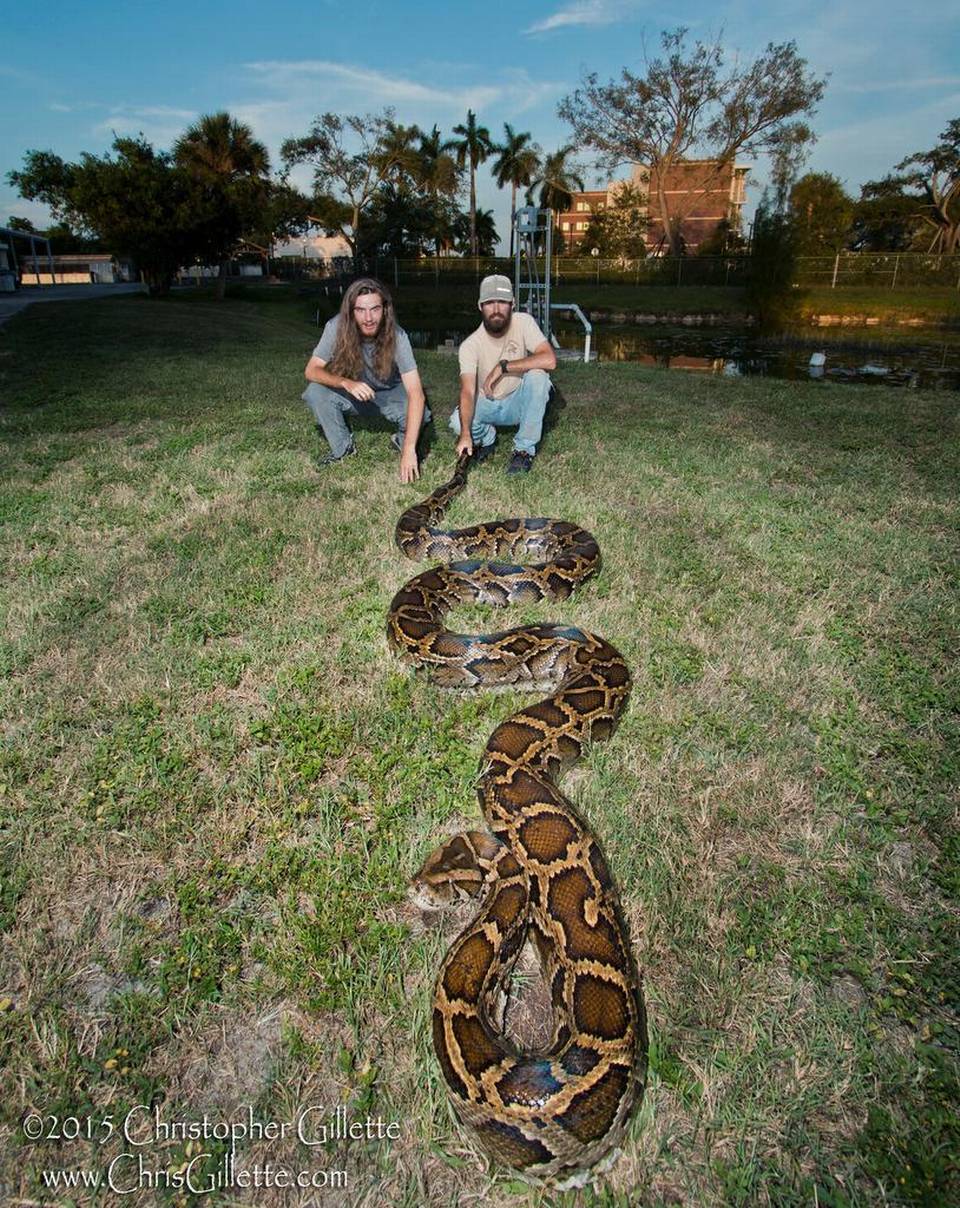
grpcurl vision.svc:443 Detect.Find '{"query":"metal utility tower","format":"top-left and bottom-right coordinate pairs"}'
top-left (512, 206), bottom-right (552, 339)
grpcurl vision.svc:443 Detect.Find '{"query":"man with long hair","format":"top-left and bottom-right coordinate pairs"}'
top-left (303, 277), bottom-right (429, 482)
top-left (451, 275), bottom-right (556, 475)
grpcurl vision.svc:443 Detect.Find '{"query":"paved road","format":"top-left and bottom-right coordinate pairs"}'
top-left (0, 282), bottom-right (146, 327)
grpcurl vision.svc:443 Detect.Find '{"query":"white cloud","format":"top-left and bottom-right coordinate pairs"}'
top-left (242, 59), bottom-right (557, 117)
top-left (246, 60), bottom-right (464, 106)
top-left (524, 0), bottom-right (632, 35)
top-left (48, 99), bottom-right (138, 116)
top-left (91, 105), bottom-right (197, 147)
top-left (0, 65), bottom-right (40, 85)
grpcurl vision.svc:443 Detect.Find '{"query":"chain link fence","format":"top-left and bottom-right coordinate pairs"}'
top-left (792, 253), bottom-right (960, 289)
top-left (368, 255), bottom-right (750, 288)
top-left (281, 253), bottom-right (960, 292)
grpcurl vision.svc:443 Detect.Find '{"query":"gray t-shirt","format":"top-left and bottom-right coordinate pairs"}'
top-left (313, 315), bottom-right (416, 390)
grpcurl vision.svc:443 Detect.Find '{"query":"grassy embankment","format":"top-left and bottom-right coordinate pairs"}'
top-left (0, 291), bottom-right (958, 1205)
top-left (161, 278), bottom-right (960, 330)
top-left (796, 286), bottom-right (960, 324)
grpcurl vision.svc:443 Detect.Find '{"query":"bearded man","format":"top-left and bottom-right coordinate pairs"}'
top-left (450, 275), bottom-right (557, 475)
top-left (303, 277), bottom-right (430, 482)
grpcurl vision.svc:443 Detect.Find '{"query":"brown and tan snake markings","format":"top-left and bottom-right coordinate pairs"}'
top-left (388, 452), bottom-right (647, 1186)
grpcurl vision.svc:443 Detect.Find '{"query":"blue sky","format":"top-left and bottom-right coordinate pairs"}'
top-left (2, 0), bottom-right (958, 247)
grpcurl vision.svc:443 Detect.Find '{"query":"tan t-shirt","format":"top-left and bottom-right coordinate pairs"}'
top-left (458, 312), bottom-right (548, 400)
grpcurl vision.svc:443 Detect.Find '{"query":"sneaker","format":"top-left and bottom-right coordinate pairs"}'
top-left (471, 438), bottom-right (497, 465)
top-left (506, 450), bottom-right (534, 475)
top-left (313, 442), bottom-right (356, 468)
top-left (390, 431), bottom-right (405, 454)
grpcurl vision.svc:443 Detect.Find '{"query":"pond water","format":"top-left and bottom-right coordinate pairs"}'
top-left (408, 324), bottom-right (960, 391)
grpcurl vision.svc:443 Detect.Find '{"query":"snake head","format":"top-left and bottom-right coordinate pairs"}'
top-left (409, 831), bottom-right (498, 911)
top-left (408, 876), bottom-right (454, 911)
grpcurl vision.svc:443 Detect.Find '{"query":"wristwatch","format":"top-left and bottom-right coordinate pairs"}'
top-left (499, 359), bottom-right (509, 375)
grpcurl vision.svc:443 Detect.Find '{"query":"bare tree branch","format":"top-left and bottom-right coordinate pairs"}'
top-left (558, 28), bottom-right (826, 254)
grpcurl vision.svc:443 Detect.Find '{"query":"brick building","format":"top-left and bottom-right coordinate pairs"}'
top-left (555, 160), bottom-right (749, 254)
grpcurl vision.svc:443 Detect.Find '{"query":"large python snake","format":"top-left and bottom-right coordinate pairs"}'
top-left (388, 453), bottom-right (646, 1184)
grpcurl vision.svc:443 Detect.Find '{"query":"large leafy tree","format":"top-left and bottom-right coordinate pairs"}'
top-left (492, 124), bottom-right (541, 260)
top-left (788, 172), bottom-right (854, 255)
top-left (173, 111), bottom-right (271, 299)
top-left (281, 109), bottom-right (414, 258)
top-left (581, 182), bottom-right (649, 261)
top-left (747, 201), bottom-right (800, 331)
top-left (373, 119), bottom-right (423, 188)
top-left (8, 137), bottom-right (213, 295)
top-left (559, 27), bottom-right (826, 255)
top-left (850, 121), bottom-right (960, 253)
top-left (694, 216), bottom-right (747, 256)
top-left (850, 178), bottom-right (922, 252)
top-left (894, 119), bottom-right (960, 254)
top-left (449, 110), bottom-right (494, 257)
top-left (244, 180), bottom-right (314, 272)
top-left (361, 182), bottom-right (442, 258)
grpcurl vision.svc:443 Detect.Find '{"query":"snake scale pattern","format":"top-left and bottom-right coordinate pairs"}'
top-left (388, 453), bottom-right (647, 1184)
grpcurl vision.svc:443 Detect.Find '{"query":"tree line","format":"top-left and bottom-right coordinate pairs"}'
top-left (6, 107), bottom-right (586, 298)
top-left (7, 29), bottom-right (957, 298)
top-left (773, 122), bottom-right (960, 259)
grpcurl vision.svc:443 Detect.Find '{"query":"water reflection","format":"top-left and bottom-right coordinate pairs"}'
top-left (408, 325), bottom-right (960, 391)
top-left (552, 325), bottom-right (960, 390)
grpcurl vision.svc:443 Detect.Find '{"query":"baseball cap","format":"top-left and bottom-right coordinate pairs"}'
top-left (478, 274), bottom-right (515, 304)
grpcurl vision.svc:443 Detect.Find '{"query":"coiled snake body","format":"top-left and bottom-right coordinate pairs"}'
top-left (388, 454), bottom-right (646, 1183)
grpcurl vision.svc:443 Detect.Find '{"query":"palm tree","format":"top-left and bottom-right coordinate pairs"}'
top-left (472, 208), bottom-right (500, 257)
top-left (529, 145), bottom-right (585, 214)
top-left (449, 110), bottom-right (494, 257)
top-left (492, 124), bottom-right (541, 260)
top-left (174, 111), bottom-right (269, 299)
top-left (453, 207), bottom-right (499, 257)
top-left (374, 119), bottom-right (422, 187)
top-left (417, 125), bottom-right (460, 197)
top-left (526, 147), bottom-right (586, 255)
top-left (417, 125), bottom-right (460, 256)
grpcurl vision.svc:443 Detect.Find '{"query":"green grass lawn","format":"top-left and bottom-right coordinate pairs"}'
top-left (1, 293), bottom-right (958, 1206)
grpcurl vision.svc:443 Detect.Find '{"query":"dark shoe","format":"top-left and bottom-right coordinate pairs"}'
top-left (390, 431), bottom-right (404, 454)
top-left (472, 438), bottom-right (497, 465)
top-left (313, 442), bottom-right (356, 468)
top-left (506, 450), bottom-right (534, 475)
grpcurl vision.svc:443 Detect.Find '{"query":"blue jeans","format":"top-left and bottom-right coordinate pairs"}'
top-left (447, 370), bottom-right (551, 456)
top-left (303, 380), bottom-right (431, 458)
